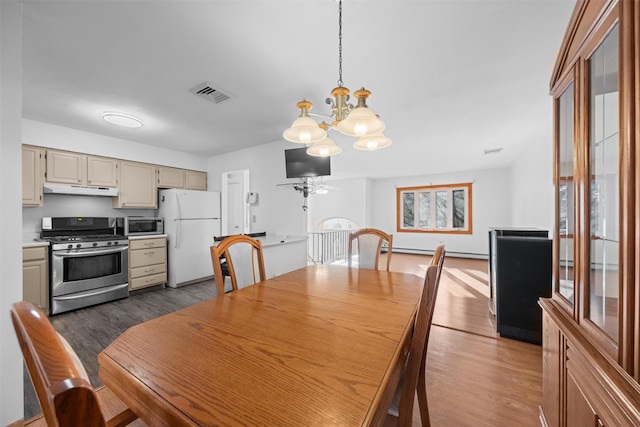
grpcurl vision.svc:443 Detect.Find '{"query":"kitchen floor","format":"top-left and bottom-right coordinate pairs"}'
top-left (23, 279), bottom-right (219, 419)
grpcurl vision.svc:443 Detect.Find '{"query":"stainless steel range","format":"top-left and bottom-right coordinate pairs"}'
top-left (41, 217), bottom-right (129, 315)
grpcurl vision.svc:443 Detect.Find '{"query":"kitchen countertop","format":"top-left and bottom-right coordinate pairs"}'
top-left (23, 232), bottom-right (49, 248)
top-left (127, 234), bottom-right (168, 240)
top-left (22, 240), bottom-right (50, 248)
top-left (254, 235), bottom-right (307, 247)
top-left (211, 234), bottom-right (307, 248)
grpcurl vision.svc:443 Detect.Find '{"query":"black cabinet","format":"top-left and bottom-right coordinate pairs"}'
top-left (488, 228), bottom-right (552, 344)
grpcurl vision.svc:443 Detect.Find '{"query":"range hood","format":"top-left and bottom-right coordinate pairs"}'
top-left (43, 183), bottom-right (118, 197)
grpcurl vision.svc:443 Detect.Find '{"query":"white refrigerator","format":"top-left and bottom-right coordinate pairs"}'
top-left (158, 189), bottom-right (221, 288)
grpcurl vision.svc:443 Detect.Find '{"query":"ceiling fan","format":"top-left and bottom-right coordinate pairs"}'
top-left (276, 177), bottom-right (339, 210)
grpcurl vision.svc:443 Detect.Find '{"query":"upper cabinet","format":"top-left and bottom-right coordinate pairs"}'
top-left (22, 145), bottom-right (207, 207)
top-left (113, 161), bottom-right (157, 209)
top-left (157, 166), bottom-right (184, 189)
top-left (45, 149), bottom-right (85, 185)
top-left (87, 155), bottom-right (119, 187)
top-left (22, 145), bottom-right (45, 207)
top-left (185, 170), bottom-right (207, 191)
top-left (158, 166), bottom-right (207, 190)
top-left (542, 1), bottom-right (640, 426)
top-left (46, 149), bottom-right (119, 188)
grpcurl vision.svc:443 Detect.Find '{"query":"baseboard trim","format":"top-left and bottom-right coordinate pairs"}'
top-left (393, 247), bottom-right (488, 260)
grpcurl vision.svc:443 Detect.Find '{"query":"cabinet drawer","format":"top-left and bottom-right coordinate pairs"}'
top-left (23, 246), bottom-right (47, 262)
top-left (130, 272), bottom-right (167, 290)
top-left (130, 263), bottom-right (167, 279)
top-left (130, 248), bottom-right (166, 267)
top-left (129, 238), bottom-right (167, 250)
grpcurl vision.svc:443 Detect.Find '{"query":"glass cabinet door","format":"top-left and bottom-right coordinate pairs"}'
top-left (587, 24), bottom-right (619, 342)
top-left (557, 82), bottom-right (575, 304)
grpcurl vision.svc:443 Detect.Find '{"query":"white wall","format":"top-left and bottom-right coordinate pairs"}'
top-left (1, 1), bottom-right (25, 424)
top-left (509, 136), bottom-right (554, 235)
top-left (370, 168), bottom-right (512, 257)
top-left (207, 141), bottom-right (307, 237)
top-left (23, 119), bottom-right (208, 171)
top-left (308, 178), bottom-right (369, 230)
top-left (208, 143), bottom-right (538, 258)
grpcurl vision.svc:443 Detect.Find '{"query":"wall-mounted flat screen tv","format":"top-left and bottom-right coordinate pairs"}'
top-left (284, 147), bottom-right (331, 178)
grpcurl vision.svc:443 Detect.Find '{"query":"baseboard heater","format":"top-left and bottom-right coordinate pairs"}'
top-left (392, 247), bottom-right (488, 260)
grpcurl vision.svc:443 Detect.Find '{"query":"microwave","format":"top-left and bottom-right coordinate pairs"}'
top-left (117, 217), bottom-right (164, 236)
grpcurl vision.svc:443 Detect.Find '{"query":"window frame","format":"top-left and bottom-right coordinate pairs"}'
top-left (396, 182), bottom-right (473, 234)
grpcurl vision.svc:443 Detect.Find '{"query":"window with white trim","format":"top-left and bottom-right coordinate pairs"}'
top-left (396, 183), bottom-right (472, 234)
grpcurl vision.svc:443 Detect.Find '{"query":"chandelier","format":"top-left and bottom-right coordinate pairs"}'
top-left (282, 0), bottom-right (392, 157)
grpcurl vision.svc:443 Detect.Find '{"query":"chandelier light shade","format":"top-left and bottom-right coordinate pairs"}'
top-left (282, 0), bottom-right (391, 157)
top-left (336, 88), bottom-right (385, 137)
top-left (283, 100), bottom-right (328, 144)
top-left (307, 122), bottom-right (343, 157)
top-left (307, 137), bottom-right (343, 157)
top-left (353, 132), bottom-right (392, 151)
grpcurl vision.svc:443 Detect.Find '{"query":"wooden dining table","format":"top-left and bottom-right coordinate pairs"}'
top-left (98, 264), bottom-right (424, 426)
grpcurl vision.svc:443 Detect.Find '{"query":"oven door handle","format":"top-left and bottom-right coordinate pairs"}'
top-left (52, 246), bottom-right (128, 257)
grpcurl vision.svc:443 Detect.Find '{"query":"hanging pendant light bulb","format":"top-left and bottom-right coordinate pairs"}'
top-left (307, 122), bottom-right (343, 157)
top-left (336, 88), bottom-right (385, 137)
top-left (283, 100), bottom-right (327, 144)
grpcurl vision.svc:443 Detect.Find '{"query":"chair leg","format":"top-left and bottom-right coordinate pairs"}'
top-left (417, 352), bottom-right (431, 427)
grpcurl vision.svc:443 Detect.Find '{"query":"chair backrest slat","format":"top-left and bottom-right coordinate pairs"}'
top-left (348, 228), bottom-right (393, 271)
top-left (397, 244), bottom-right (445, 426)
top-left (11, 301), bottom-right (107, 427)
top-left (211, 234), bottom-right (266, 294)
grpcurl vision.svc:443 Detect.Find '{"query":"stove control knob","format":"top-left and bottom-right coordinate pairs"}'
top-left (107, 241), bottom-right (112, 246)
top-left (67, 244), bottom-right (73, 249)
top-left (93, 242), bottom-right (98, 247)
top-left (76, 244), bottom-right (82, 249)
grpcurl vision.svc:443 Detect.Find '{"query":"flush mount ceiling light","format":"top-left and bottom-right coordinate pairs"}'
top-left (283, 0), bottom-right (391, 157)
top-left (102, 112), bottom-right (144, 128)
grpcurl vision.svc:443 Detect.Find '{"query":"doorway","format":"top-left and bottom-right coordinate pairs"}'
top-left (221, 169), bottom-right (250, 235)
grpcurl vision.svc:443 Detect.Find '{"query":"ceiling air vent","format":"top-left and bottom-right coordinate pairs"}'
top-left (190, 82), bottom-right (233, 104)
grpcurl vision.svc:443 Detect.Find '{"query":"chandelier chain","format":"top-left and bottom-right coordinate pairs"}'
top-left (337, 0), bottom-right (343, 87)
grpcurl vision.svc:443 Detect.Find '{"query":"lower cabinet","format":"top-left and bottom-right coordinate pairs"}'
top-left (129, 237), bottom-right (167, 290)
top-left (540, 299), bottom-right (640, 427)
top-left (22, 246), bottom-right (49, 315)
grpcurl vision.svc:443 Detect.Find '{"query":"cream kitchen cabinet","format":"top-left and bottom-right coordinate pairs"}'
top-left (129, 237), bottom-right (167, 290)
top-left (45, 149), bottom-right (84, 184)
top-left (158, 167), bottom-right (207, 190)
top-left (86, 155), bottom-right (119, 187)
top-left (185, 170), bottom-right (207, 190)
top-left (45, 149), bottom-right (118, 187)
top-left (113, 161), bottom-right (157, 208)
top-left (23, 245), bottom-right (49, 315)
top-left (22, 145), bottom-right (45, 207)
top-left (157, 166), bottom-right (185, 188)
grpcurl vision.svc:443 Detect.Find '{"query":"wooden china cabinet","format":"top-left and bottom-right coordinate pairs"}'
top-left (540, 0), bottom-right (640, 426)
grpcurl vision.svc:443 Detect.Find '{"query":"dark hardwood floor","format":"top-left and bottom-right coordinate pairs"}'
top-left (23, 280), bottom-right (219, 419)
top-left (22, 254), bottom-right (543, 426)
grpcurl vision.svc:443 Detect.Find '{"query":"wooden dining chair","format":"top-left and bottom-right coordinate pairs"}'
top-left (347, 228), bottom-right (393, 271)
top-left (387, 244), bottom-right (446, 427)
top-left (11, 301), bottom-right (140, 427)
top-left (210, 234), bottom-right (266, 295)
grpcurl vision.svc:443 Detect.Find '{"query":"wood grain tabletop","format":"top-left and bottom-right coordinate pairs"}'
top-left (98, 265), bottom-right (423, 426)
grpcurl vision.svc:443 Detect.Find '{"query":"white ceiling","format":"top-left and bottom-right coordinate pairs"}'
top-left (21, 0), bottom-right (575, 180)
